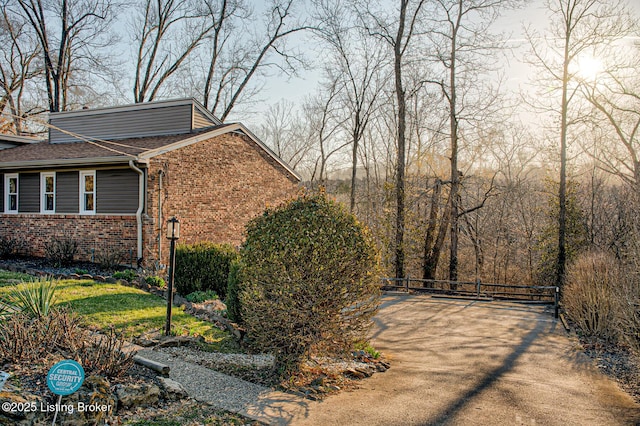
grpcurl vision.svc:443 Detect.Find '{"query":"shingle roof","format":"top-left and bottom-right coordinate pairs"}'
top-left (0, 126), bottom-right (228, 166)
top-left (0, 123), bottom-right (301, 181)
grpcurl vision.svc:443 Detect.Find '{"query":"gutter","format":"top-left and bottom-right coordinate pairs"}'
top-left (128, 160), bottom-right (145, 263)
top-left (0, 156), bottom-right (134, 170)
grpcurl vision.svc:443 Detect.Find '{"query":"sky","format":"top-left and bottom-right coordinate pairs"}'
top-left (249, 0), bottom-right (640, 129)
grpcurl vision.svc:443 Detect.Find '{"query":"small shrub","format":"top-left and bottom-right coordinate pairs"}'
top-left (185, 290), bottom-right (219, 303)
top-left (95, 245), bottom-right (124, 271)
top-left (175, 243), bottom-right (239, 299)
top-left (75, 268), bottom-right (89, 275)
top-left (226, 260), bottom-right (243, 324)
top-left (615, 271), bottom-right (640, 353)
top-left (113, 269), bottom-right (137, 282)
top-left (0, 309), bottom-right (134, 378)
top-left (145, 275), bottom-right (166, 288)
top-left (44, 237), bottom-right (78, 267)
top-left (240, 192), bottom-right (380, 376)
top-left (355, 341), bottom-right (380, 359)
top-left (0, 309), bottom-right (84, 363)
top-left (78, 327), bottom-right (135, 378)
top-left (0, 236), bottom-right (20, 259)
top-left (563, 251), bottom-right (620, 341)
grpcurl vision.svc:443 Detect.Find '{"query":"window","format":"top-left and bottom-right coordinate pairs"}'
top-left (4, 173), bottom-right (18, 213)
top-left (40, 172), bottom-right (55, 213)
top-left (80, 171), bottom-right (95, 214)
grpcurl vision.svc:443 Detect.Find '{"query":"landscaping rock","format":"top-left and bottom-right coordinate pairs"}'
top-left (62, 375), bottom-right (116, 426)
top-left (158, 377), bottom-right (188, 400)
top-left (80, 274), bottom-right (94, 280)
top-left (343, 368), bottom-right (366, 379)
top-left (114, 383), bottom-right (161, 408)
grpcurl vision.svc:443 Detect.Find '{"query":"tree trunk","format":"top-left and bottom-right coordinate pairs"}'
top-left (393, 0), bottom-right (408, 281)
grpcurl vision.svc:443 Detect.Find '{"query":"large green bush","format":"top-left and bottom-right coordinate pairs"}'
top-left (239, 192), bottom-right (380, 376)
top-left (174, 243), bottom-right (239, 298)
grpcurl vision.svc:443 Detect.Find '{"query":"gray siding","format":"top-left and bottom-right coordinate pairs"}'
top-left (0, 173), bottom-right (3, 212)
top-left (193, 109), bottom-right (214, 129)
top-left (56, 171), bottom-right (79, 213)
top-left (19, 173), bottom-right (39, 213)
top-left (96, 169), bottom-right (139, 214)
top-left (50, 104), bottom-right (193, 143)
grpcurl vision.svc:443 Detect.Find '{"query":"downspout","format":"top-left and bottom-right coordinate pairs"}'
top-left (157, 170), bottom-right (164, 264)
top-left (129, 160), bottom-right (145, 264)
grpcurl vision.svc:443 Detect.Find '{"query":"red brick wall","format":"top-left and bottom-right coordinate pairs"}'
top-left (0, 214), bottom-right (138, 265)
top-left (143, 132), bottom-right (299, 266)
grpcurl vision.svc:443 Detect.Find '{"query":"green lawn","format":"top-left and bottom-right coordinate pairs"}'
top-left (0, 270), bottom-right (238, 352)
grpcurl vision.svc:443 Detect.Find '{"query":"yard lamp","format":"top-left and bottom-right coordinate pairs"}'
top-left (165, 216), bottom-right (180, 336)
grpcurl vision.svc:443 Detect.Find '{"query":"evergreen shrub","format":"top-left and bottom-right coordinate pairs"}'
top-left (239, 192), bottom-right (380, 376)
top-left (175, 243), bottom-right (239, 298)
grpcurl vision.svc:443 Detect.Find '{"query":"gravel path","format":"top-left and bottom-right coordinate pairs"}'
top-left (137, 348), bottom-right (309, 425)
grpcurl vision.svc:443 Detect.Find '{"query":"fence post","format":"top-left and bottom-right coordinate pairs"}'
top-left (554, 287), bottom-right (559, 319)
top-left (476, 279), bottom-right (481, 298)
top-left (405, 275), bottom-right (410, 292)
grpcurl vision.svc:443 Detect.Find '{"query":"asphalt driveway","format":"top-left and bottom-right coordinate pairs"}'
top-left (276, 294), bottom-right (640, 425)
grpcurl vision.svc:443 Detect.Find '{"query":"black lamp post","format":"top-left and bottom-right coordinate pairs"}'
top-left (165, 216), bottom-right (180, 336)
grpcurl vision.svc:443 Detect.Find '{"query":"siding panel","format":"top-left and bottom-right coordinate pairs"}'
top-left (56, 171), bottom-right (79, 213)
top-left (50, 104), bottom-right (192, 143)
top-left (0, 173), bottom-right (3, 212)
top-left (19, 173), bottom-right (39, 213)
top-left (96, 169), bottom-right (139, 214)
top-left (193, 109), bottom-right (214, 129)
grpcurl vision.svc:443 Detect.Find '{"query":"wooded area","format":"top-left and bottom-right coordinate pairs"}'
top-left (2, 0), bottom-right (640, 286)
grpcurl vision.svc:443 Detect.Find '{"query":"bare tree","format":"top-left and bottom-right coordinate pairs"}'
top-left (314, 0), bottom-right (389, 212)
top-left (132, 0), bottom-right (220, 103)
top-left (202, 0), bottom-right (311, 121)
top-left (0, 5), bottom-right (42, 133)
top-left (526, 0), bottom-right (632, 288)
top-left (422, 0), bottom-right (516, 281)
top-left (260, 99), bottom-right (314, 171)
top-left (362, 0), bottom-right (428, 280)
top-left (12, 0), bottom-right (117, 112)
top-left (580, 43), bottom-right (640, 195)
top-left (305, 73), bottom-right (350, 183)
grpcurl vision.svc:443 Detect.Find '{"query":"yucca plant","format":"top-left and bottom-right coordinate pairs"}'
top-left (5, 277), bottom-right (58, 318)
top-left (0, 299), bottom-right (12, 318)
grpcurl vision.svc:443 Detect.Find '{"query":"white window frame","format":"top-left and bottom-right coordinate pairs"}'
top-left (40, 172), bottom-right (56, 214)
top-left (79, 170), bottom-right (96, 215)
top-left (4, 173), bottom-right (18, 214)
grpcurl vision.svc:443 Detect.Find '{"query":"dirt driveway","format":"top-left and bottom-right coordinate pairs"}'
top-left (283, 294), bottom-right (640, 425)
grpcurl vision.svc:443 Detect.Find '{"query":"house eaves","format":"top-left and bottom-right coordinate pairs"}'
top-left (139, 123), bottom-right (302, 182)
top-left (0, 156), bottom-right (148, 171)
top-left (0, 134), bottom-right (42, 144)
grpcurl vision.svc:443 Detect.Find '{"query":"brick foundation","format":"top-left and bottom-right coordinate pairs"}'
top-left (0, 214), bottom-right (139, 265)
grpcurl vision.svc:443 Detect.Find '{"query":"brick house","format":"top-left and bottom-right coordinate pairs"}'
top-left (0, 99), bottom-right (300, 268)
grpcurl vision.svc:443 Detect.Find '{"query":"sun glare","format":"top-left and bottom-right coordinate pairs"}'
top-left (575, 55), bottom-right (604, 82)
